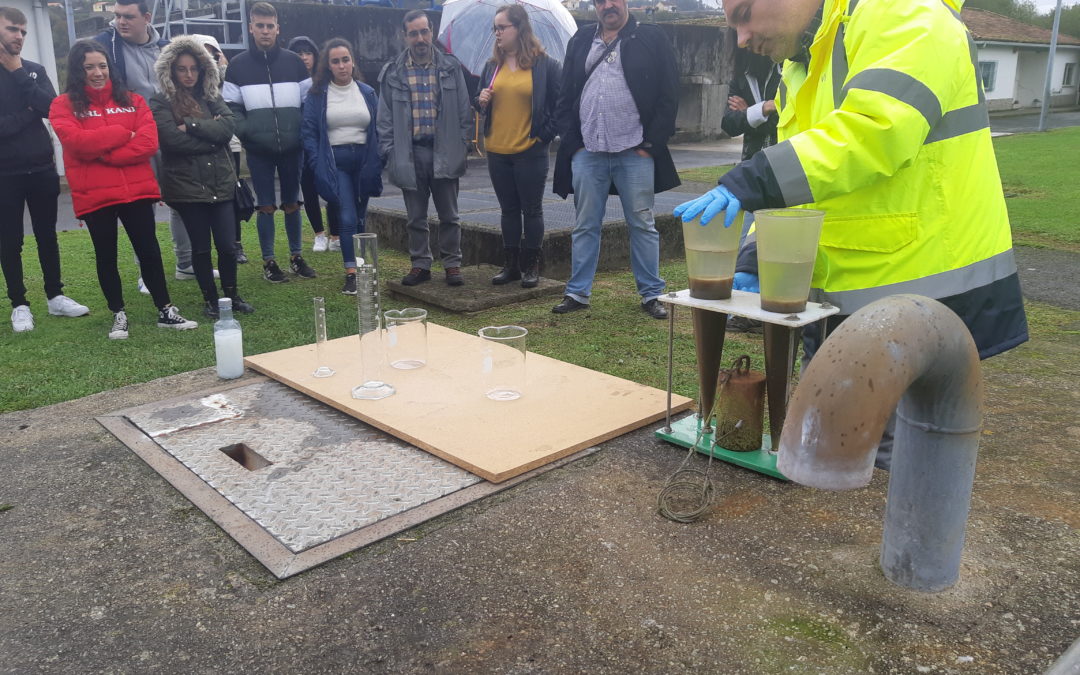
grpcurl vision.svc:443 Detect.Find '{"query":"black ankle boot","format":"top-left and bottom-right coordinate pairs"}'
top-left (203, 299), bottom-right (220, 319)
top-left (223, 286), bottom-right (255, 314)
top-left (520, 248), bottom-right (541, 288)
top-left (491, 248), bottom-right (521, 285)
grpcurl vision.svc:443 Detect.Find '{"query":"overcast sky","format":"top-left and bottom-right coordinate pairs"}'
top-left (1032, 0), bottom-right (1078, 12)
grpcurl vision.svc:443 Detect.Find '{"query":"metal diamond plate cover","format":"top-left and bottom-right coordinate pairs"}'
top-left (125, 381), bottom-right (481, 553)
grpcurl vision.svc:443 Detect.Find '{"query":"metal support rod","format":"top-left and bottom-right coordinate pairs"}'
top-left (664, 301), bottom-right (675, 433)
top-left (1038, 0), bottom-right (1065, 132)
top-left (63, 0), bottom-right (76, 51)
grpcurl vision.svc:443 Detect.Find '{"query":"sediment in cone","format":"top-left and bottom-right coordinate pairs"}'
top-left (691, 308), bottom-right (728, 427)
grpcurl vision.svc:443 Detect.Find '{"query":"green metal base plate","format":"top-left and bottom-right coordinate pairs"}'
top-left (655, 415), bottom-right (788, 481)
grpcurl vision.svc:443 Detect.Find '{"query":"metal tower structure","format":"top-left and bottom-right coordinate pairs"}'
top-left (150, 0), bottom-right (249, 50)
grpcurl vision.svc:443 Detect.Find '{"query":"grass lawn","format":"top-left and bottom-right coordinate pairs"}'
top-left (3, 127), bottom-right (1075, 413)
top-left (1, 217), bottom-right (768, 412)
top-left (677, 126), bottom-right (1080, 251)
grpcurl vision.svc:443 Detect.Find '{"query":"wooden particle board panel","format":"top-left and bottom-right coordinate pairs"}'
top-left (244, 323), bottom-right (693, 483)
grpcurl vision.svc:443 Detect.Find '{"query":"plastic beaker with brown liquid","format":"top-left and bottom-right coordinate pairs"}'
top-left (755, 209), bottom-right (825, 313)
top-left (682, 211), bottom-right (744, 300)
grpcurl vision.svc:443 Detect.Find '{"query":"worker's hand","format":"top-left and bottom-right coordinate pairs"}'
top-left (763, 100), bottom-right (777, 116)
top-left (727, 95), bottom-right (747, 112)
top-left (733, 272), bottom-right (759, 293)
top-left (673, 185), bottom-right (742, 228)
top-left (478, 87), bottom-right (493, 108)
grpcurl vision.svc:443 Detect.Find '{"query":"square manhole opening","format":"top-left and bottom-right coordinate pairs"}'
top-left (220, 443), bottom-right (273, 471)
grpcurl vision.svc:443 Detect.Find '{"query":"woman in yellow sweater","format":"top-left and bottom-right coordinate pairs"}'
top-left (474, 4), bottom-right (561, 288)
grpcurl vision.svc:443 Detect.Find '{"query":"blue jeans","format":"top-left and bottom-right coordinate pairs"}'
top-left (331, 144), bottom-right (371, 270)
top-left (247, 150), bottom-right (302, 261)
top-left (566, 149), bottom-right (665, 305)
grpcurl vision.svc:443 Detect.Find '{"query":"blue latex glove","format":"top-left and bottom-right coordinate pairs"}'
top-left (733, 272), bottom-right (759, 293)
top-left (673, 185), bottom-right (742, 228)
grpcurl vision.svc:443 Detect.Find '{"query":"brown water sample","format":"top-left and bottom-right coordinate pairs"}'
top-left (761, 298), bottom-right (808, 314)
top-left (692, 308), bottom-right (728, 428)
top-left (689, 276), bottom-right (733, 300)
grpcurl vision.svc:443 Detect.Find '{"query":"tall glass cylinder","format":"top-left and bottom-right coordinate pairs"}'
top-left (351, 233), bottom-right (395, 400)
top-left (312, 297), bottom-right (334, 378)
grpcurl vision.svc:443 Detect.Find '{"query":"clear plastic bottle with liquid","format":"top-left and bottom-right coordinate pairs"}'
top-left (214, 298), bottom-right (244, 379)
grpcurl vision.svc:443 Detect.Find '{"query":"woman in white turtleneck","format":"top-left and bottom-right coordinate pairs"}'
top-left (300, 38), bottom-right (383, 295)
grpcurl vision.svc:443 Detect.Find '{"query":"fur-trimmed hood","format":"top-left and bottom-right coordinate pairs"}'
top-left (155, 35), bottom-right (221, 102)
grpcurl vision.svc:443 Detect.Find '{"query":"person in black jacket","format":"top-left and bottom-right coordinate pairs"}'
top-left (550, 0), bottom-right (679, 320)
top-left (473, 4), bottom-right (561, 288)
top-left (721, 47), bottom-right (780, 162)
top-left (223, 1), bottom-right (315, 283)
top-left (151, 36), bottom-right (254, 319)
top-left (0, 6), bottom-right (89, 332)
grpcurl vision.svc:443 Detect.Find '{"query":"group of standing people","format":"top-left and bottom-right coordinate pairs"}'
top-left (5, 0), bottom-right (688, 341)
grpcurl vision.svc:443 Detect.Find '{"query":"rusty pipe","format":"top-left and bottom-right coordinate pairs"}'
top-left (776, 295), bottom-right (984, 591)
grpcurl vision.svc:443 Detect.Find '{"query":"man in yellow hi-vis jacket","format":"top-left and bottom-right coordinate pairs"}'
top-left (679, 0), bottom-right (1028, 356)
top-left (676, 0), bottom-right (1029, 468)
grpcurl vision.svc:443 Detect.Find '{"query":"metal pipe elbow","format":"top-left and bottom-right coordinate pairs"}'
top-left (777, 294), bottom-right (983, 490)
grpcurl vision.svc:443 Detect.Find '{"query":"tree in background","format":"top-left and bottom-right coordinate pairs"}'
top-left (968, 0), bottom-right (1080, 38)
top-left (966, 0), bottom-right (1039, 22)
top-left (1035, 2), bottom-right (1080, 40)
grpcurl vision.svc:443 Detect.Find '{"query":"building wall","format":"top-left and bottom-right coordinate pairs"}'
top-left (979, 43), bottom-right (1080, 109)
top-left (1017, 46), bottom-right (1050, 107)
top-left (976, 44), bottom-right (1018, 110)
top-left (1047, 46), bottom-right (1080, 107)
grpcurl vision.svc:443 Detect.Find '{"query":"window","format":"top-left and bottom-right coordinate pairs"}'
top-left (1065, 62), bottom-right (1077, 87)
top-left (978, 61), bottom-right (997, 93)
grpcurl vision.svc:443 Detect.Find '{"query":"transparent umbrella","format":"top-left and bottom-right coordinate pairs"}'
top-left (438, 0), bottom-right (578, 77)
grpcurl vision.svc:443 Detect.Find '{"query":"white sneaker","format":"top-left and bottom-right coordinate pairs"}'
top-left (11, 305), bottom-right (34, 332)
top-left (109, 310), bottom-right (128, 340)
top-left (313, 233), bottom-right (329, 252)
top-left (137, 277), bottom-right (151, 295)
top-left (328, 238), bottom-right (341, 252)
top-left (47, 294), bottom-right (90, 317)
top-left (157, 304), bottom-right (198, 331)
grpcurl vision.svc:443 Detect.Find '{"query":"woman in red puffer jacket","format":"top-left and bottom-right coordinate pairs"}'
top-left (49, 39), bottom-right (197, 340)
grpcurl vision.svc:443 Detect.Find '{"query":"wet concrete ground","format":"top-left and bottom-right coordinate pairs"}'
top-left (2, 249), bottom-right (1079, 673)
top-left (4, 116), bottom-right (1078, 673)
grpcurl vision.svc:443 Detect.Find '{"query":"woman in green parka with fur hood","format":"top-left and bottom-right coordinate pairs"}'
top-left (150, 35), bottom-right (253, 318)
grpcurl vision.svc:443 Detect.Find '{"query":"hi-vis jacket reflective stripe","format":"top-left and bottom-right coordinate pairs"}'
top-left (720, 0), bottom-right (1028, 358)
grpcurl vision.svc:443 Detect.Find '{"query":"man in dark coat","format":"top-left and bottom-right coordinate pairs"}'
top-left (551, 0), bottom-right (679, 319)
top-left (1, 6), bottom-right (89, 332)
top-left (721, 47), bottom-right (781, 162)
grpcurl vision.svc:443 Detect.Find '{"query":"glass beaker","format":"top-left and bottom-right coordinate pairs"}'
top-left (351, 233), bottom-right (395, 400)
top-left (479, 325), bottom-right (527, 401)
top-left (682, 211), bottom-right (744, 300)
top-left (755, 208), bottom-right (825, 313)
top-left (312, 297), bottom-right (334, 378)
top-left (385, 307), bottom-right (427, 370)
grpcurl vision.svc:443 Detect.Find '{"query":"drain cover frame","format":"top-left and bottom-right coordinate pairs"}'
top-left (98, 376), bottom-right (597, 579)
